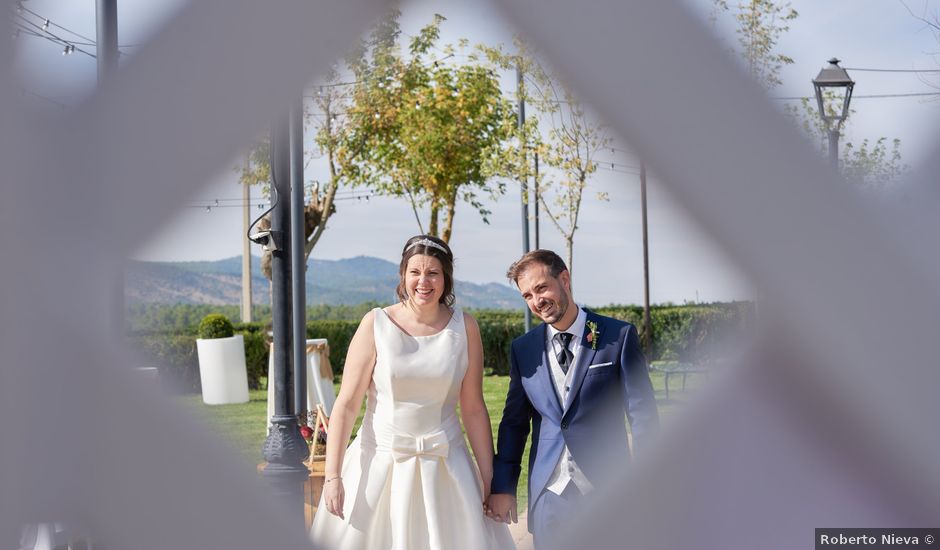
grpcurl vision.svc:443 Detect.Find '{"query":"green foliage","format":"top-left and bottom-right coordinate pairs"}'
top-left (712, 1), bottom-right (906, 186)
top-left (340, 12), bottom-right (516, 241)
top-left (198, 313), bottom-right (235, 339)
top-left (307, 320), bottom-right (361, 374)
top-left (128, 333), bottom-right (200, 393)
top-left (126, 303), bottom-right (391, 333)
top-left (840, 137), bottom-right (907, 189)
top-left (130, 303), bottom-right (752, 391)
top-left (130, 329), bottom-right (267, 393)
top-left (712, 0), bottom-right (798, 90)
top-left (241, 331), bottom-right (269, 390)
top-left (784, 96), bottom-right (908, 186)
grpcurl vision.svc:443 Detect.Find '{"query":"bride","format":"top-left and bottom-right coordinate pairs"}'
top-left (309, 235), bottom-right (515, 549)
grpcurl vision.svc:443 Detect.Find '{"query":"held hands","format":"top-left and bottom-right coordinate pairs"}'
top-left (323, 476), bottom-right (345, 519)
top-left (484, 493), bottom-right (518, 524)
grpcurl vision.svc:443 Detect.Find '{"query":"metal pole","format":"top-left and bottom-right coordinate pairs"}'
top-left (95, 0), bottom-right (118, 82)
top-left (262, 112), bottom-right (308, 525)
top-left (289, 97), bottom-right (307, 419)
top-left (534, 152), bottom-right (540, 250)
top-left (241, 157), bottom-right (253, 323)
top-left (828, 128), bottom-right (840, 171)
top-left (96, 0), bottom-right (121, 335)
top-left (640, 162), bottom-right (652, 357)
top-left (517, 64), bottom-right (532, 332)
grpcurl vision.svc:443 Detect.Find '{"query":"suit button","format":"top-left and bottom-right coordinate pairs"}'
top-left (561, 421), bottom-right (569, 429)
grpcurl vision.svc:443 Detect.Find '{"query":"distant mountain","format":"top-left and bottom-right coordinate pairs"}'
top-left (125, 255), bottom-right (521, 309)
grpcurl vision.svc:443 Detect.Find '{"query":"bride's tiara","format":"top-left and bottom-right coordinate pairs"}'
top-left (406, 238), bottom-right (450, 256)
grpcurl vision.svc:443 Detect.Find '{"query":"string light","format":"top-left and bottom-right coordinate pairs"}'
top-left (42, 19), bottom-right (49, 31)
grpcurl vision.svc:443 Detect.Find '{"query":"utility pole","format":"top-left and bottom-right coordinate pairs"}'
top-left (533, 152), bottom-right (540, 250)
top-left (95, 0), bottom-right (118, 81)
top-left (241, 156), bottom-right (253, 323)
top-left (517, 64), bottom-right (532, 332)
top-left (96, 0), bottom-right (121, 334)
top-left (640, 161), bottom-right (652, 357)
top-left (262, 111), bottom-right (308, 526)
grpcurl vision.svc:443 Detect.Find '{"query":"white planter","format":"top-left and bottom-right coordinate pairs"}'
top-left (196, 334), bottom-right (249, 405)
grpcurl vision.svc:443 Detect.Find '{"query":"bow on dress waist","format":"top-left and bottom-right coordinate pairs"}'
top-left (367, 414), bottom-right (463, 462)
top-left (391, 430), bottom-right (451, 462)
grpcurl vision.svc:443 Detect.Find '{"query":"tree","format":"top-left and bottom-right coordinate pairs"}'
top-left (338, 13), bottom-right (516, 243)
top-left (785, 96), bottom-right (907, 188)
top-left (482, 38), bottom-right (611, 275)
top-left (712, 0), bottom-right (798, 90)
top-left (714, 0), bottom-right (907, 186)
top-left (238, 69), bottom-right (349, 281)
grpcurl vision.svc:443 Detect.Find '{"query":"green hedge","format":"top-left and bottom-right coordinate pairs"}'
top-left (128, 303), bottom-right (752, 392)
top-left (129, 330), bottom-right (269, 393)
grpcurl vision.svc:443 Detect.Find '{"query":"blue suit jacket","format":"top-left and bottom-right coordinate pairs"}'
top-left (491, 309), bottom-right (659, 515)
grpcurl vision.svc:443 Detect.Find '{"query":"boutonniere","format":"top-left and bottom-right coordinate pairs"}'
top-left (585, 320), bottom-right (600, 350)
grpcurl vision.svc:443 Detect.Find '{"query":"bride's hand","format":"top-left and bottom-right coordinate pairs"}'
top-left (323, 476), bottom-right (345, 519)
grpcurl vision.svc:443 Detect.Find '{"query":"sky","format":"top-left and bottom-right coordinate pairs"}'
top-left (12, 0), bottom-right (940, 306)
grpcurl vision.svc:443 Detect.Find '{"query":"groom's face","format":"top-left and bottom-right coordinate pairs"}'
top-left (516, 263), bottom-right (573, 326)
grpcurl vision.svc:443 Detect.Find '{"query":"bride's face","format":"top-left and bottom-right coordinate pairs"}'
top-left (404, 254), bottom-right (445, 307)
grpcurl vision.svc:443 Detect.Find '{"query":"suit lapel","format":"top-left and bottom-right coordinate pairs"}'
top-left (531, 324), bottom-right (563, 417)
top-left (564, 311), bottom-right (599, 412)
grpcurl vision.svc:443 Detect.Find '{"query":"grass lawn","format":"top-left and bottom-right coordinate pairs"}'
top-left (177, 371), bottom-right (699, 511)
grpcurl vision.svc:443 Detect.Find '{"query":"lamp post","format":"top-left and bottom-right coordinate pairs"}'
top-left (812, 58), bottom-right (855, 170)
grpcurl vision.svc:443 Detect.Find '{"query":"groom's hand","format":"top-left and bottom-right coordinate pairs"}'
top-left (485, 493), bottom-right (517, 524)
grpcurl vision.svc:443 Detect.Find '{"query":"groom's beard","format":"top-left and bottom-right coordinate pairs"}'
top-left (535, 291), bottom-right (570, 325)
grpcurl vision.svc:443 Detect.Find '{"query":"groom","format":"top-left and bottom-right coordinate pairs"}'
top-left (486, 250), bottom-right (659, 546)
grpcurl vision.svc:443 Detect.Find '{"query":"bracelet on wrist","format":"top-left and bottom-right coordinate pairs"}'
top-left (325, 475), bottom-right (342, 483)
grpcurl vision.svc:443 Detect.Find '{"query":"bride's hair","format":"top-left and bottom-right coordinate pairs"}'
top-left (397, 235), bottom-right (456, 307)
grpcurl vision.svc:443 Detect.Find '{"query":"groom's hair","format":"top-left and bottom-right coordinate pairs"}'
top-left (506, 249), bottom-right (568, 285)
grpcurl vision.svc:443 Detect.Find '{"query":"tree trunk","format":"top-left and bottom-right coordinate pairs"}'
top-left (441, 190), bottom-right (458, 243)
top-left (566, 236), bottom-right (574, 290)
top-left (428, 202), bottom-right (440, 238)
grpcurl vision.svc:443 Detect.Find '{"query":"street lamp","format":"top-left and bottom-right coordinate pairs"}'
top-left (812, 58), bottom-right (854, 170)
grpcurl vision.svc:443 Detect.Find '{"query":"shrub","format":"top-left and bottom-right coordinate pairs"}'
top-left (130, 302), bottom-right (753, 390)
top-left (198, 313), bottom-right (235, 339)
top-left (307, 320), bottom-right (359, 376)
top-left (241, 330), bottom-right (269, 390)
top-left (128, 333), bottom-right (200, 393)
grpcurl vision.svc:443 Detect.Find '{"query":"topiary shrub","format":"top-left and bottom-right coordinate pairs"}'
top-left (198, 313), bottom-right (235, 339)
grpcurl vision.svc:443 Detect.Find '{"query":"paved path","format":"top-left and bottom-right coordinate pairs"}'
top-left (507, 512), bottom-right (533, 550)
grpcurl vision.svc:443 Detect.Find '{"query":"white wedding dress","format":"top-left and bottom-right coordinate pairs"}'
top-left (310, 307), bottom-right (515, 550)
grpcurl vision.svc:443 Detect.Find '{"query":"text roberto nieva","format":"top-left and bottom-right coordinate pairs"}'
top-left (819, 533), bottom-right (923, 545)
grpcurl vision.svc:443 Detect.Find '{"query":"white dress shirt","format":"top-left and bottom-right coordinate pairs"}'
top-left (544, 305), bottom-right (594, 496)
